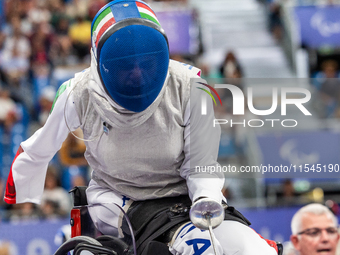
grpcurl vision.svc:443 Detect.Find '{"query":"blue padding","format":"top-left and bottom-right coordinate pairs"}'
top-left (110, 2), bottom-right (140, 22)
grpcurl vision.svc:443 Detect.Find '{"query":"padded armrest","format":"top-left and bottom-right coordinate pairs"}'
top-left (69, 186), bottom-right (88, 206)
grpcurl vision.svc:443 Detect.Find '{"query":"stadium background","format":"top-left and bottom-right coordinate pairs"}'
top-left (0, 0), bottom-right (340, 253)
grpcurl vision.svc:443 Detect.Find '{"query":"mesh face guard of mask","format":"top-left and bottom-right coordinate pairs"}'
top-left (91, 0), bottom-right (169, 112)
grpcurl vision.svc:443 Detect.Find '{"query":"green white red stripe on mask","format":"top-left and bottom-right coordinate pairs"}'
top-left (92, 7), bottom-right (115, 49)
top-left (91, 1), bottom-right (162, 58)
top-left (136, 1), bottom-right (160, 26)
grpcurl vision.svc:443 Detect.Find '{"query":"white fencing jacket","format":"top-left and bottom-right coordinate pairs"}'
top-left (4, 55), bottom-right (224, 205)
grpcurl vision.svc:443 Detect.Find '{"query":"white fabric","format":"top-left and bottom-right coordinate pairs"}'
top-left (9, 84), bottom-right (80, 203)
top-left (171, 221), bottom-right (277, 255)
top-left (4, 55), bottom-right (276, 254)
top-left (87, 181), bottom-right (277, 255)
top-left (7, 60), bottom-right (223, 206)
top-left (86, 179), bottom-right (134, 237)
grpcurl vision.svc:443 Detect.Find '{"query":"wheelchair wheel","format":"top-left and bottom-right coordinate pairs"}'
top-left (96, 235), bottom-right (130, 255)
top-left (54, 236), bottom-right (102, 255)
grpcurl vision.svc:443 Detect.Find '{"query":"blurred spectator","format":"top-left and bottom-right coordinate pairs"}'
top-left (50, 15), bottom-right (74, 66)
top-left (0, 87), bottom-right (19, 132)
top-left (313, 60), bottom-right (340, 90)
top-left (290, 203), bottom-right (339, 255)
top-left (318, 60), bottom-right (340, 118)
top-left (37, 86), bottom-right (56, 126)
top-left (276, 179), bottom-right (301, 206)
top-left (59, 129), bottom-right (88, 167)
top-left (72, 174), bottom-right (87, 188)
top-left (222, 186), bottom-right (232, 201)
top-left (0, 31), bottom-right (5, 48)
top-left (282, 241), bottom-right (298, 255)
top-left (59, 129), bottom-right (89, 190)
top-left (54, 15), bottom-right (70, 36)
top-left (27, 1), bottom-right (51, 27)
top-left (325, 200), bottom-right (339, 216)
top-left (68, 15), bottom-right (91, 62)
top-left (65, 0), bottom-right (91, 20)
top-left (217, 51), bottom-right (244, 116)
top-left (268, 1), bottom-right (283, 42)
top-left (282, 179), bottom-right (296, 200)
top-left (88, 0), bottom-right (108, 21)
top-left (29, 21), bottom-right (54, 72)
top-left (0, 241), bottom-right (10, 255)
top-left (0, 177), bottom-right (3, 201)
top-left (40, 166), bottom-right (72, 218)
top-left (49, 0), bottom-right (67, 30)
top-left (40, 200), bottom-right (61, 220)
top-left (219, 51), bottom-right (243, 81)
top-left (0, 16), bottom-right (31, 86)
top-left (8, 202), bottom-right (39, 222)
top-left (3, 1), bottom-right (33, 37)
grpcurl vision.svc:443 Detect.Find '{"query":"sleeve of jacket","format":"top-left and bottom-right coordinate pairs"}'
top-left (180, 77), bottom-right (225, 204)
top-left (4, 79), bottom-right (81, 204)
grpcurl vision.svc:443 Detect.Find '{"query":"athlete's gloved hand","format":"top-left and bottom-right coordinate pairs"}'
top-left (189, 197), bottom-right (225, 230)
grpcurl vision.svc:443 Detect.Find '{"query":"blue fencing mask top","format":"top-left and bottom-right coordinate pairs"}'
top-left (91, 0), bottom-right (169, 112)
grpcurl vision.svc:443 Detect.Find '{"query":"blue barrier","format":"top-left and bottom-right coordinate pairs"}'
top-left (242, 206), bottom-right (340, 243)
top-left (256, 130), bottom-right (340, 179)
top-left (0, 218), bottom-right (69, 254)
top-left (0, 207), bottom-right (338, 251)
top-left (242, 206), bottom-right (300, 243)
top-left (294, 6), bottom-right (340, 48)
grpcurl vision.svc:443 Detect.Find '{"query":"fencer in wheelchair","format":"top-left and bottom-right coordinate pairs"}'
top-left (4, 1), bottom-right (281, 254)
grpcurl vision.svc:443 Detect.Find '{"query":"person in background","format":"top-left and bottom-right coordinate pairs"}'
top-left (4, 1), bottom-right (277, 254)
top-left (318, 60), bottom-right (340, 118)
top-left (68, 15), bottom-right (91, 63)
top-left (37, 86), bottom-right (56, 126)
top-left (0, 87), bottom-right (18, 132)
top-left (290, 203), bottom-right (339, 255)
top-left (59, 129), bottom-right (87, 167)
top-left (40, 166), bottom-right (72, 218)
top-left (59, 129), bottom-right (89, 190)
top-left (0, 15), bottom-right (31, 87)
top-left (219, 50), bottom-right (243, 81)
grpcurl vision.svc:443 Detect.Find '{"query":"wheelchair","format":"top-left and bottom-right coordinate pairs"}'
top-left (54, 186), bottom-right (283, 255)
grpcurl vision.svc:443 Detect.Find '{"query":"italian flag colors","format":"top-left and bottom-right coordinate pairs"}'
top-left (92, 7), bottom-right (115, 47)
top-left (136, 2), bottom-right (160, 26)
top-left (92, 1), bottom-right (161, 49)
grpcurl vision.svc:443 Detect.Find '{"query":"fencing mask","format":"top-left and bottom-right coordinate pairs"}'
top-left (91, 0), bottom-right (169, 112)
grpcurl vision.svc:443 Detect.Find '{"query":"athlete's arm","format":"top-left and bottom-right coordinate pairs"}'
top-left (4, 80), bottom-right (81, 204)
top-left (181, 78), bottom-right (225, 204)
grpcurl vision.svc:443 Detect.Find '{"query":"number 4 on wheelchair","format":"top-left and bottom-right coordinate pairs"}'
top-left (54, 186), bottom-right (283, 255)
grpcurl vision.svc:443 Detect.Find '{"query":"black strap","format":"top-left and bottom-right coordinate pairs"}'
top-left (121, 195), bottom-right (191, 240)
top-left (224, 205), bottom-right (251, 226)
top-left (140, 241), bottom-right (172, 255)
top-left (69, 186), bottom-right (88, 206)
top-left (121, 196), bottom-right (251, 255)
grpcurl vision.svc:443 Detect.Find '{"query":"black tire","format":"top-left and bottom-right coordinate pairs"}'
top-left (54, 236), bottom-right (102, 255)
top-left (96, 235), bottom-right (130, 255)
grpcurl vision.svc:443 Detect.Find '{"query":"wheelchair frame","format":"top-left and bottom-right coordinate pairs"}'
top-left (53, 186), bottom-right (284, 255)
